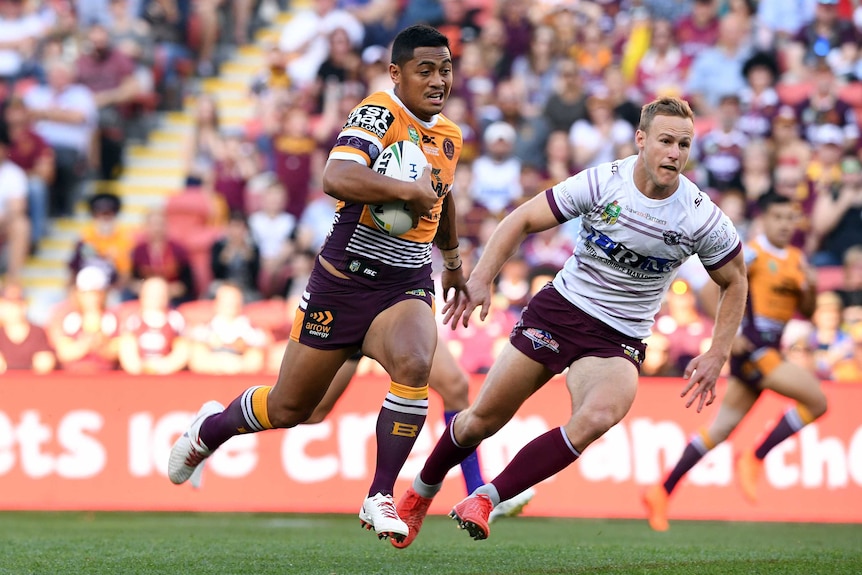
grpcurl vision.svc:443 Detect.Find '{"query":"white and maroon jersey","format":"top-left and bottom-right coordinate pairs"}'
top-left (547, 155), bottom-right (741, 339)
top-left (124, 310), bottom-right (185, 359)
top-left (322, 89), bottom-right (462, 287)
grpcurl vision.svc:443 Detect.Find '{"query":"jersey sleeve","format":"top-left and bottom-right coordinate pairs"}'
top-left (693, 206), bottom-right (742, 270)
top-left (546, 168), bottom-right (596, 224)
top-left (328, 94), bottom-right (397, 167)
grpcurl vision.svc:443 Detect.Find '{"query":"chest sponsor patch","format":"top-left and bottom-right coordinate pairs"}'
top-left (523, 327), bottom-right (560, 353)
top-left (343, 105), bottom-right (395, 140)
top-left (303, 306), bottom-right (336, 339)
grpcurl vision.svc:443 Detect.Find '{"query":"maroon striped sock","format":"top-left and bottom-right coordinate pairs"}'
top-left (491, 427), bottom-right (580, 502)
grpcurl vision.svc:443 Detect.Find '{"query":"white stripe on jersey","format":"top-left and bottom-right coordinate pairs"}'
top-left (346, 225), bottom-right (433, 268)
top-left (549, 155), bottom-right (740, 339)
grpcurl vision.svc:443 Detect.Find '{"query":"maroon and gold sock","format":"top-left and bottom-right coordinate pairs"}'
top-left (367, 382), bottom-right (428, 497)
top-left (754, 404), bottom-right (814, 460)
top-left (491, 427), bottom-right (580, 503)
top-left (198, 386), bottom-right (273, 450)
top-left (663, 429), bottom-right (715, 495)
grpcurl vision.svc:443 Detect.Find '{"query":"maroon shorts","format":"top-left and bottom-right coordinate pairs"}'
top-left (509, 284), bottom-right (646, 374)
top-left (290, 259), bottom-right (435, 350)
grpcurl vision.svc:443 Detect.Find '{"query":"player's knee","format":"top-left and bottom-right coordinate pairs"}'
top-left (807, 393), bottom-right (828, 420)
top-left (454, 410), bottom-right (496, 445)
top-left (574, 405), bottom-right (622, 438)
top-left (267, 401), bottom-right (315, 428)
top-left (389, 350), bottom-right (433, 387)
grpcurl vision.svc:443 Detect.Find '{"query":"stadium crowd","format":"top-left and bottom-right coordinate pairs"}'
top-left (2, 0), bottom-right (862, 382)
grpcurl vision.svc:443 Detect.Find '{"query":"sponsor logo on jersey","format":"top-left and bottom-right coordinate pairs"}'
top-left (443, 138), bottom-right (455, 159)
top-left (694, 193), bottom-right (704, 208)
top-left (601, 200), bottom-right (621, 225)
top-left (421, 134), bottom-right (436, 144)
top-left (523, 327), bottom-right (560, 353)
top-left (405, 289), bottom-right (427, 297)
top-left (663, 230), bottom-right (682, 245)
top-left (407, 125), bottom-right (420, 144)
top-left (431, 167), bottom-right (450, 197)
top-left (343, 105), bottom-right (395, 139)
top-left (584, 225), bottom-right (679, 274)
top-left (621, 344), bottom-right (642, 364)
top-left (422, 145), bottom-right (440, 156)
top-left (303, 307), bottom-right (335, 339)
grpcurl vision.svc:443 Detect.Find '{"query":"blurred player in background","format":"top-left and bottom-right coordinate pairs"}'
top-left (643, 192), bottom-right (827, 531)
top-left (169, 25), bottom-right (465, 544)
top-left (391, 97), bottom-right (748, 547)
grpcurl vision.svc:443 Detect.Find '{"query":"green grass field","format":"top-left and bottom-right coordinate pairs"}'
top-left (3, 512), bottom-right (860, 575)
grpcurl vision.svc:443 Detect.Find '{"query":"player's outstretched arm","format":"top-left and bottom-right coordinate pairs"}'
top-left (443, 193), bottom-right (559, 329)
top-left (681, 250), bottom-right (748, 412)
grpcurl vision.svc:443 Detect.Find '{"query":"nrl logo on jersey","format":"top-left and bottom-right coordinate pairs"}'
top-left (601, 200), bottom-right (621, 225)
top-left (407, 125), bottom-right (420, 145)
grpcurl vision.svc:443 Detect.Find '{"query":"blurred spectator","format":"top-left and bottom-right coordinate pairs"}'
top-left (473, 16), bottom-right (512, 82)
top-left (810, 289), bottom-right (851, 379)
top-left (23, 58), bottom-right (97, 217)
top-left (771, 105), bottom-right (812, 168)
top-left (4, 95), bottom-right (53, 248)
top-left (641, 331), bottom-right (684, 377)
top-left (674, 0), bottom-right (721, 60)
top-left (602, 64), bottom-right (643, 129)
top-left (348, 0), bottom-right (402, 49)
top-left (209, 210), bottom-right (261, 302)
top-left (718, 189), bottom-right (752, 243)
top-left (540, 129), bottom-right (575, 189)
top-left (107, 0), bottom-right (157, 113)
top-left (834, 244), bottom-right (862, 309)
top-left (830, 321), bottom-right (862, 382)
top-left (685, 12), bottom-right (752, 115)
top-left (498, 0), bottom-right (532, 61)
top-left (185, 93), bottom-right (221, 187)
top-left (569, 88), bottom-right (634, 170)
top-left (695, 93), bottom-right (748, 193)
top-left (570, 22), bottom-right (613, 93)
top-left (128, 208), bottom-right (196, 306)
top-left (510, 25), bottom-right (560, 115)
top-left (0, 120), bottom-right (29, 285)
top-left (755, 0), bottom-right (814, 49)
top-left (76, 23), bottom-right (140, 180)
top-left (188, 282), bottom-right (267, 374)
top-left (780, 318), bottom-right (818, 373)
top-left (521, 225), bottom-right (574, 271)
top-left (441, 288), bottom-right (515, 375)
top-left (49, 266), bottom-right (120, 372)
top-left (0, 0), bottom-right (48, 86)
top-left (805, 124), bottom-right (846, 242)
top-left (140, 0), bottom-right (193, 104)
top-left (435, 0), bottom-right (482, 62)
top-left (68, 192), bottom-right (134, 291)
top-left (294, 186), bottom-right (336, 254)
top-left (443, 95), bottom-right (479, 163)
top-left (789, 0), bottom-right (857, 69)
top-left (250, 43), bottom-right (290, 99)
top-left (739, 139), bottom-right (773, 206)
top-left (654, 278), bottom-right (714, 375)
top-left (470, 121), bottom-right (522, 217)
top-left (277, 0), bottom-right (363, 89)
top-left (542, 58), bottom-right (587, 134)
top-left (207, 130), bottom-right (259, 215)
top-left (796, 59), bottom-right (859, 150)
top-left (0, 283), bottom-right (55, 374)
top-left (248, 180), bottom-right (297, 297)
top-left (766, 161), bottom-right (814, 251)
top-left (634, 18), bottom-right (691, 103)
top-left (738, 51), bottom-right (781, 140)
top-left (495, 255), bottom-right (531, 311)
top-left (312, 26), bottom-right (361, 112)
top-left (810, 153), bottom-right (862, 267)
top-left (118, 276), bottom-right (189, 375)
top-left (268, 103), bottom-right (317, 220)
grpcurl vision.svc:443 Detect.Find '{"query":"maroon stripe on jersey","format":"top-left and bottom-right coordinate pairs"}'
top-left (544, 188), bottom-right (567, 224)
top-left (617, 214), bottom-right (668, 243)
top-left (587, 168), bottom-right (599, 204)
top-left (703, 240), bottom-right (742, 271)
top-left (692, 204), bottom-right (722, 240)
top-left (574, 254), bottom-right (642, 294)
top-left (334, 135), bottom-right (378, 160)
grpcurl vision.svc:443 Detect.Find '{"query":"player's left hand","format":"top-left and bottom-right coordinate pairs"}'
top-left (680, 350), bottom-right (726, 413)
top-left (441, 266), bottom-right (468, 305)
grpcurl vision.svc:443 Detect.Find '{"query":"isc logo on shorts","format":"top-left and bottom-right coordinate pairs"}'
top-left (304, 307), bottom-right (335, 339)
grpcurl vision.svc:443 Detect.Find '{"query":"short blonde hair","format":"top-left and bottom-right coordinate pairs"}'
top-left (638, 97), bottom-right (695, 133)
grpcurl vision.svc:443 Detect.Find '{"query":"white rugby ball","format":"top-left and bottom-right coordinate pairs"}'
top-left (369, 140), bottom-right (427, 236)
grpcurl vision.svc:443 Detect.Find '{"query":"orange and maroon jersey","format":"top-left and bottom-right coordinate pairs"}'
top-left (322, 89), bottom-right (462, 287)
top-left (740, 235), bottom-right (808, 348)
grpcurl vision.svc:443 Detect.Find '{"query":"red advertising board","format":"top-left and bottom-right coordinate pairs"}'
top-left (1, 372), bottom-right (860, 522)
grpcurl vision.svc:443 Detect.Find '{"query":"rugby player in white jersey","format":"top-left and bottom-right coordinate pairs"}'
top-left (391, 96), bottom-right (749, 546)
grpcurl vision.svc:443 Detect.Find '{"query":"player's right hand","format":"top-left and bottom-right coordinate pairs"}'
top-left (405, 164), bottom-right (437, 228)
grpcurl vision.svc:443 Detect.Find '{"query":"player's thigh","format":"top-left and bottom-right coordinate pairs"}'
top-left (428, 339), bottom-right (470, 410)
top-left (363, 298), bottom-right (437, 385)
top-left (306, 357), bottom-right (360, 424)
top-left (706, 376), bottom-right (760, 443)
top-left (269, 341), bottom-right (358, 421)
top-left (565, 356), bottom-right (638, 449)
top-left (460, 342), bottom-right (553, 439)
top-left (761, 361), bottom-right (827, 410)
